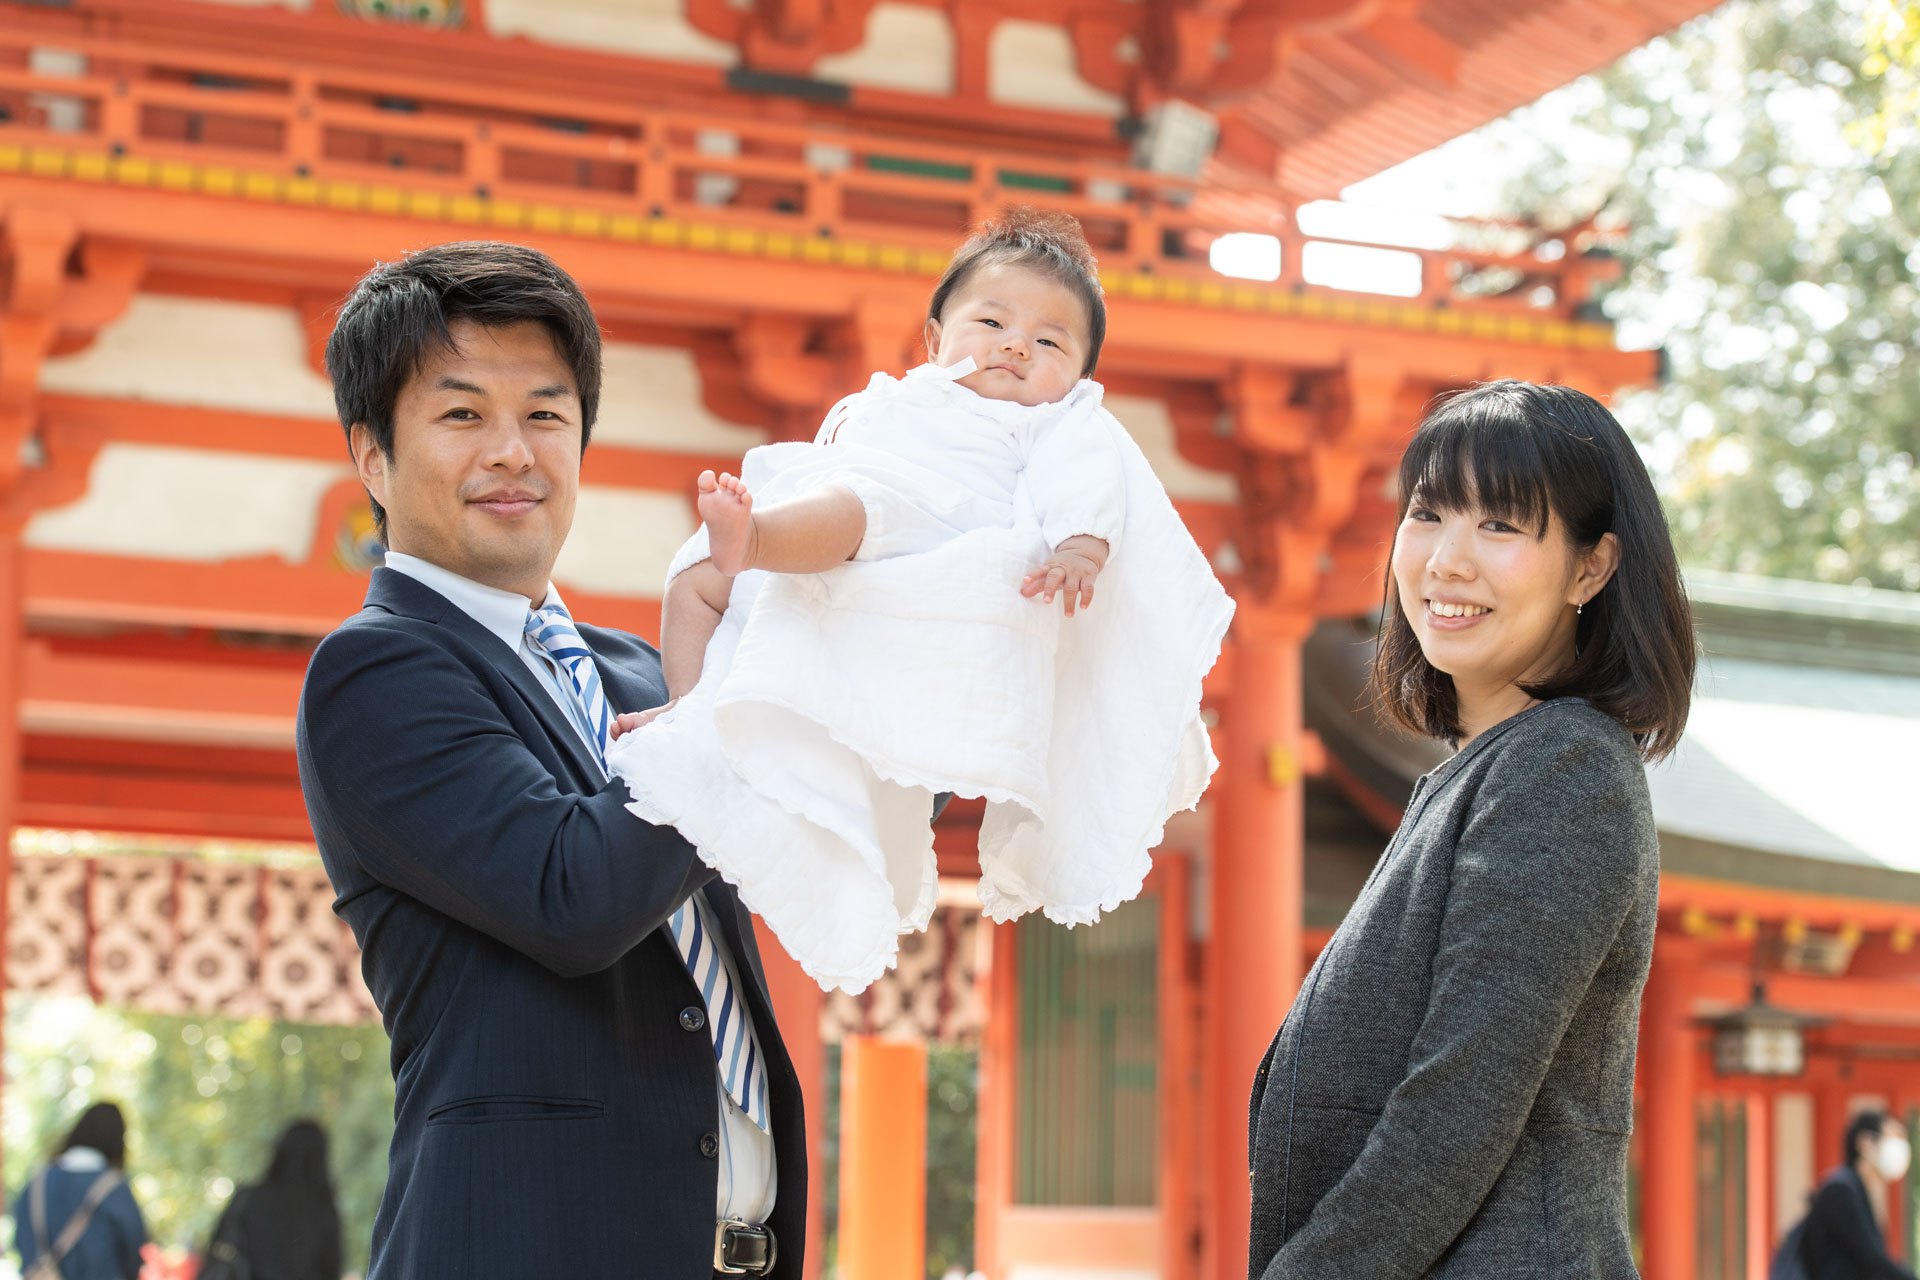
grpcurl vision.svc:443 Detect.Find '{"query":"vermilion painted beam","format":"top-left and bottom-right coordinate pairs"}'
top-left (0, 177), bottom-right (1657, 388)
top-left (19, 761), bottom-right (312, 843)
top-left (19, 735), bottom-right (306, 843)
top-left (38, 395), bottom-right (747, 495)
top-left (1693, 966), bottom-right (1920, 1023)
top-left (24, 548), bottom-right (660, 640)
top-left (1661, 874), bottom-right (1920, 935)
top-left (21, 638), bottom-right (303, 748)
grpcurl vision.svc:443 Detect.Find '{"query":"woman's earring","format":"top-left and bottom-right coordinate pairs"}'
top-left (1576, 601), bottom-right (1584, 615)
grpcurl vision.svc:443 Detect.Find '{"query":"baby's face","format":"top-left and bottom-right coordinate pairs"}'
top-left (924, 262), bottom-right (1090, 407)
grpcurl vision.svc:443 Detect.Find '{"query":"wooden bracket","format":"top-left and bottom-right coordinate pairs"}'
top-left (687, 0), bottom-right (877, 73)
top-left (1227, 364), bottom-right (1315, 454)
top-left (734, 314), bottom-right (841, 411)
top-left (0, 212), bottom-right (144, 504)
top-left (844, 295), bottom-right (923, 382)
top-left (3, 413), bottom-right (110, 530)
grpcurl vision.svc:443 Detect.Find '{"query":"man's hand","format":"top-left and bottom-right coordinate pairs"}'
top-left (1021, 535), bottom-right (1109, 617)
top-left (611, 699), bottom-right (678, 739)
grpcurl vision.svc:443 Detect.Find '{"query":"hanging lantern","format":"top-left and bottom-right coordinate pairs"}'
top-left (1702, 983), bottom-right (1824, 1078)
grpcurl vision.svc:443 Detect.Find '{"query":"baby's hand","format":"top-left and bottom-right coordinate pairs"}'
top-left (610, 701), bottom-right (677, 739)
top-left (1022, 536), bottom-right (1108, 617)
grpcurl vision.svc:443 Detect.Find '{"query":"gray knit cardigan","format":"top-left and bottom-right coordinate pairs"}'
top-left (1248, 698), bottom-right (1659, 1279)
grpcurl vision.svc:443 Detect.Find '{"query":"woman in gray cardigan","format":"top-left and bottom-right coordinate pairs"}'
top-left (1248, 381), bottom-right (1695, 1279)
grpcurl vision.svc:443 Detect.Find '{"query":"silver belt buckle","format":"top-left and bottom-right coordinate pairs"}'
top-left (713, 1218), bottom-right (775, 1276)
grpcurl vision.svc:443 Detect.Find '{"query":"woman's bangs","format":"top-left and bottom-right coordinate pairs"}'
top-left (1400, 397), bottom-right (1557, 536)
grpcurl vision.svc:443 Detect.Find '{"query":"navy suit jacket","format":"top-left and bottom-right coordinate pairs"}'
top-left (296, 568), bottom-right (806, 1279)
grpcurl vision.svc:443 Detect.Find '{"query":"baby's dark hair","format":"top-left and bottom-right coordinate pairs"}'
top-left (927, 208), bottom-right (1106, 376)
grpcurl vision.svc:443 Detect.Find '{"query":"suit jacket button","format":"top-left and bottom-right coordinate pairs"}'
top-left (680, 1006), bottom-right (706, 1032)
top-left (699, 1132), bottom-right (720, 1159)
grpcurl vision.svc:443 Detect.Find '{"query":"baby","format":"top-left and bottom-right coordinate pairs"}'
top-left (606, 209), bottom-right (1234, 993)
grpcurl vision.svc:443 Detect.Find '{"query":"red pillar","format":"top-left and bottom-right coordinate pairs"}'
top-left (1641, 936), bottom-right (1700, 1280)
top-left (753, 923), bottom-right (827, 1280)
top-left (1746, 1089), bottom-right (1772, 1280)
top-left (1207, 613), bottom-right (1307, 1280)
top-left (838, 1036), bottom-right (927, 1280)
top-left (0, 532), bottom-right (18, 1172)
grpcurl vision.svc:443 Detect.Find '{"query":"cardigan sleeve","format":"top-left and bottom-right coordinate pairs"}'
top-left (1262, 732), bottom-right (1652, 1279)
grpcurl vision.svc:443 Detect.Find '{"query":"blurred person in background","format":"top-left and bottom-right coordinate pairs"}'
top-left (11, 1101), bottom-right (146, 1280)
top-left (201, 1120), bottom-right (342, 1280)
top-left (1778, 1110), bottom-right (1917, 1280)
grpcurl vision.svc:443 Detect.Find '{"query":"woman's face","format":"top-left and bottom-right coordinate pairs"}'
top-left (1391, 487), bottom-right (1618, 706)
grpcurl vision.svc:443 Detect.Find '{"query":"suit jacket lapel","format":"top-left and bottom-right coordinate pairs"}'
top-left (363, 568), bottom-right (606, 789)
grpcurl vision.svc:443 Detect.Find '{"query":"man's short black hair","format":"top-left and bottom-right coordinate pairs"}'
top-left (325, 241), bottom-right (603, 539)
top-left (1846, 1109), bottom-right (1891, 1169)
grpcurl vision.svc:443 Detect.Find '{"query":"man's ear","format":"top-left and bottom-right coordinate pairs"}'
top-left (349, 423), bottom-right (390, 508)
top-left (923, 317), bottom-right (942, 365)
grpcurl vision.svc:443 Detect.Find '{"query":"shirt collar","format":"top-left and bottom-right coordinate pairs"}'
top-left (56, 1147), bottom-right (107, 1172)
top-left (381, 552), bottom-right (566, 652)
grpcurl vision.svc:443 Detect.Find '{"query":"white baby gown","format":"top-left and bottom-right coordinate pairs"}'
top-left (605, 359), bottom-right (1236, 993)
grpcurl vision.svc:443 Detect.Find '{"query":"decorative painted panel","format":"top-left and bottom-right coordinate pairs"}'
top-left (6, 856), bottom-right (378, 1025)
top-left (12, 853), bottom-right (974, 1039)
top-left (823, 904), bottom-right (982, 1045)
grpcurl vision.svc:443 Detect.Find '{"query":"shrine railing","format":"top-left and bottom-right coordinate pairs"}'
top-left (0, 29), bottom-right (1610, 320)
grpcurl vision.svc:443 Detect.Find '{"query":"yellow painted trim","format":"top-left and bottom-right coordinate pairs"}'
top-left (0, 140), bottom-right (1623, 351)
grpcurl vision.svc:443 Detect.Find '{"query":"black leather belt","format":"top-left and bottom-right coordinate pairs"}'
top-left (713, 1219), bottom-right (776, 1276)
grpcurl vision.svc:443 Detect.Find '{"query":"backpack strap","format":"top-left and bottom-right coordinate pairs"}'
top-left (46, 1169), bottom-right (124, 1264)
top-left (28, 1169), bottom-right (51, 1261)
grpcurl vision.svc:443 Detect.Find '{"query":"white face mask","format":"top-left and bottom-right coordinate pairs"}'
top-left (1875, 1134), bottom-right (1912, 1181)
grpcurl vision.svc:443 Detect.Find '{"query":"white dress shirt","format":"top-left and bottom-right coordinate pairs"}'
top-left (382, 552), bottom-right (777, 1224)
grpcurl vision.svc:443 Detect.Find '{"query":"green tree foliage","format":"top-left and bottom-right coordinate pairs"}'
top-left (923, 1045), bottom-right (978, 1279)
top-left (1498, 0), bottom-right (1919, 588)
top-left (3, 995), bottom-right (393, 1276)
top-left (1861, 0), bottom-right (1920, 151)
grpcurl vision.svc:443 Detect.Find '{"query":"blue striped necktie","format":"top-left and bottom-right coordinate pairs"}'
top-left (524, 602), bottom-right (769, 1132)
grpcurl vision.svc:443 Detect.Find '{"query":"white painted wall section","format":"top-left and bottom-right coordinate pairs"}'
top-left (553, 486), bottom-right (696, 597)
top-left (39, 295), bottom-right (339, 420)
top-left (988, 22), bottom-right (1123, 116)
top-left (486, 0), bottom-right (736, 66)
top-left (1774, 1093), bottom-right (1814, 1244)
top-left (1105, 395), bottom-right (1237, 502)
top-left (596, 342), bottom-right (770, 453)
top-left (816, 4), bottom-right (956, 95)
top-left (25, 445), bottom-right (349, 563)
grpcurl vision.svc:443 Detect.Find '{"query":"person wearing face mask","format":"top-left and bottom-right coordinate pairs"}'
top-left (1790, 1111), bottom-right (1917, 1280)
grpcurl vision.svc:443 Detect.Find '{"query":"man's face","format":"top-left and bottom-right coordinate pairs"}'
top-left (353, 319), bottom-right (583, 600)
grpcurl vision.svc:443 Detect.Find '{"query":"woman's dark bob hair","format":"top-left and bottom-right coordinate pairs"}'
top-left (927, 207), bottom-right (1106, 376)
top-left (59, 1101), bottom-right (127, 1169)
top-left (1369, 380), bottom-right (1695, 761)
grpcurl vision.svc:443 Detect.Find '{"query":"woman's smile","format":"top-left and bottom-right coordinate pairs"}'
top-left (1424, 597), bottom-right (1493, 626)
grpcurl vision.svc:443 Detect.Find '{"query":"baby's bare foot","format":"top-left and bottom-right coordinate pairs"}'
top-left (697, 470), bottom-right (757, 576)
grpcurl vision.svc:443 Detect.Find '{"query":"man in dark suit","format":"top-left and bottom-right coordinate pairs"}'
top-left (296, 241), bottom-right (803, 1278)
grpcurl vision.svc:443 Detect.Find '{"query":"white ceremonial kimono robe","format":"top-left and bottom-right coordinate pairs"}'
top-left (606, 359), bottom-right (1235, 993)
